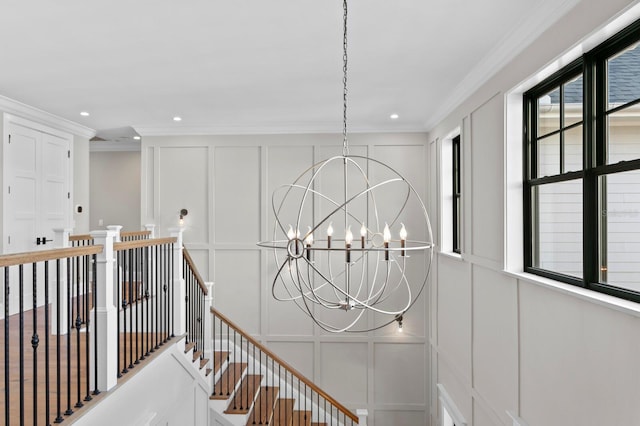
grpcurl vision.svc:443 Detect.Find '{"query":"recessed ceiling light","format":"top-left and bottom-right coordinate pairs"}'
top-left (173, 116), bottom-right (182, 122)
top-left (133, 136), bottom-right (141, 140)
top-left (80, 111), bottom-right (90, 117)
top-left (390, 113), bottom-right (399, 120)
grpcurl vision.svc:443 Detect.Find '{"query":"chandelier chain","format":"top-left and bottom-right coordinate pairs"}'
top-left (342, 0), bottom-right (349, 156)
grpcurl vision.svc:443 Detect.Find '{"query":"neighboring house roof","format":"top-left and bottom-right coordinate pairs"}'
top-left (549, 43), bottom-right (640, 105)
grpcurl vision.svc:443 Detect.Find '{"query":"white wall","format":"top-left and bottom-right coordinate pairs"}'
top-left (73, 135), bottom-right (90, 233)
top-left (141, 132), bottom-right (429, 426)
top-left (90, 151), bottom-right (141, 232)
top-left (428, 0), bottom-right (640, 425)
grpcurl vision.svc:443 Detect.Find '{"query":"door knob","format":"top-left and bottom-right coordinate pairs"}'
top-left (36, 237), bottom-right (53, 245)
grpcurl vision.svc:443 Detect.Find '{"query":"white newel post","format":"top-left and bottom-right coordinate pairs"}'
top-left (51, 228), bottom-right (73, 334)
top-left (90, 230), bottom-right (118, 391)
top-left (144, 223), bottom-right (156, 238)
top-left (168, 227), bottom-right (185, 336)
top-left (53, 228), bottom-right (72, 248)
top-left (203, 282), bottom-right (214, 361)
top-left (106, 225), bottom-right (123, 242)
top-left (356, 409), bottom-right (368, 426)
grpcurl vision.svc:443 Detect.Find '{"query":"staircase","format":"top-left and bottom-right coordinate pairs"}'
top-left (181, 337), bottom-right (349, 426)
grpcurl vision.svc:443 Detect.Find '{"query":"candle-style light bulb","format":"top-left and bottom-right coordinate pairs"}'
top-left (345, 226), bottom-right (353, 245)
top-left (287, 225), bottom-right (295, 240)
top-left (179, 217), bottom-right (184, 227)
top-left (327, 222), bottom-right (334, 248)
top-left (383, 223), bottom-right (390, 261)
top-left (360, 223), bottom-right (367, 248)
top-left (399, 223), bottom-right (407, 240)
top-left (383, 223), bottom-right (391, 243)
top-left (305, 226), bottom-right (314, 245)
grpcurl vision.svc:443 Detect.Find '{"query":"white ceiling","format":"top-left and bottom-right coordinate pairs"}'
top-left (0, 0), bottom-right (577, 138)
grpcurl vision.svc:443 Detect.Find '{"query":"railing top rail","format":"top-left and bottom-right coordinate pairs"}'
top-left (121, 230), bottom-right (152, 238)
top-left (114, 237), bottom-right (177, 251)
top-left (0, 245), bottom-right (103, 268)
top-left (211, 307), bottom-right (359, 423)
top-left (69, 234), bottom-right (93, 242)
top-left (183, 247), bottom-right (208, 296)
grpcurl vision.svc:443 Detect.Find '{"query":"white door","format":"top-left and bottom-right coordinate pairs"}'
top-left (3, 119), bottom-right (72, 314)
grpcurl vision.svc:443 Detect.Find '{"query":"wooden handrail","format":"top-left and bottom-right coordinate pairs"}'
top-left (121, 230), bottom-right (152, 238)
top-left (113, 237), bottom-right (177, 252)
top-left (211, 307), bottom-right (359, 423)
top-left (69, 234), bottom-right (93, 242)
top-left (183, 247), bottom-right (208, 295)
top-left (0, 245), bottom-right (103, 268)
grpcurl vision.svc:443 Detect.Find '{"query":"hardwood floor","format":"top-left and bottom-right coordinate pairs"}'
top-left (0, 302), bottom-right (168, 425)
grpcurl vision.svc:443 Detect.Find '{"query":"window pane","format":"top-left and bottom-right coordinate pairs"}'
top-left (607, 106), bottom-right (640, 164)
top-left (563, 74), bottom-right (583, 126)
top-left (533, 180), bottom-right (583, 278)
top-left (538, 87), bottom-right (560, 136)
top-left (601, 171), bottom-right (640, 292)
top-left (537, 133), bottom-right (559, 177)
top-left (564, 125), bottom-right (583, 172)
top-left (607, 42), bottom-right (640, 109)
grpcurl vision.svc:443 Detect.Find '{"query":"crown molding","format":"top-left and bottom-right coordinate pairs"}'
top-left (133, 122), bottom-right (427, 137)
top-left (0, 95), bottom-right (95, 139)
top-left (89, 140), bottom-right (141, 152)
top-left (424, 0), bottom-right (581, 132)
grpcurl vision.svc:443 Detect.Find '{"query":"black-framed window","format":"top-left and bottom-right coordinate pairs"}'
top-left (524, 18), bottom-right (640, 303)
top-left (452, 135), bottom-right (461, 254)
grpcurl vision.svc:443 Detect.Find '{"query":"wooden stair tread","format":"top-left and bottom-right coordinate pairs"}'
top-left (311, 423), bottom-right (328, 426)
top-left (206, 368), bottom-right (213, 376)
top-left (200, 358), bottom-right (209, 369)
top-left (245, 386), bottom-right (279, 425)
top-left (193, 350), bottom-right (203, 362)
top-left (292, 410), bottom-right (312, 426)
top-left (211, 362), bottom-right (248, 400)
top-left (184, 341), bottom-right (196, 354)
top-left (272, 398), bottom-right (295, 426)
top-left (225, 374), bottom-right (263, 415)
top-left (213, 351), bottom-right (230, 375)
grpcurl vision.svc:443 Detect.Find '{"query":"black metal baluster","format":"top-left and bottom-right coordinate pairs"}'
top-left (170, 243), bottom-right (174, 339)
top-left (18, 264), bottom-right (25, 425)
top-left (55, 260), bottom-right (63, 423)
top-left (153, 245), bottom-right (159, 351)
top-left (84, 255), bottom-right (92, 402)
top-left (92, 254), bottom-right (100, 396)
top-left (75, 256), bottom-right (83, 409)
top-left (45, 261), bottom-right (51, 425)
top-left (164, 245), bottom-right (169, 344)
top-left (31, 263), bottom-right (39, 426)
top-left (65, 258), bottom-right (73, 416)
top-left (144, 245), bottom-right (150, 358)
top-left (4, 267), bottom-right (9, 426)
top-left (116, 251), bottom-right (122, 377)
top-left (121, 251), bottom-right (128, 375)
top-left (128, 249), bottom-right (134, 369)
top-left (134, 247), bottom-right (139, 364)
top-left (140, 246), bottom-right (146, 359)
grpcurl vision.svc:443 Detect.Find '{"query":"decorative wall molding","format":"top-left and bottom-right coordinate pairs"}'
top-left (89, 140), bottom-right (141, 152)
top-left (133, 123), bottom-right (426, 137)
top-left (0, 95), bottom-right (95, 139)
top-left (424, 0), bottom-right (581, 131)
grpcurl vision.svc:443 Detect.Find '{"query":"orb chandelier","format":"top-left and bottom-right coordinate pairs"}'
top-left (257, 0), bottom-right (434, 333)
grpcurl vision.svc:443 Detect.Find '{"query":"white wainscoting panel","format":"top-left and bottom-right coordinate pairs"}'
top-left (214, 249), bottom-right (261, 335)
top-left (373, 342), bottom-right (425, 405)
top-left (159, 146), bottom-right (209, 243)
top-left (470, 94), bottom-right (503, 264)
top-left (319, 342), bottom-right (369, 407)
top-left (214, 146), bottom-right (260, 244)
top-left (373, 409), bottom-right (427, 426)
top-left (265, 341), bottom-right (314, 379)
top-left (471, 265), bottom-right (518, 425)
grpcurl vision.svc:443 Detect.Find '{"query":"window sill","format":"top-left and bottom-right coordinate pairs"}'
top-left (438, 251), bottom-right (464, 262)
top-left (503, 270), bottom-right (640, 318)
